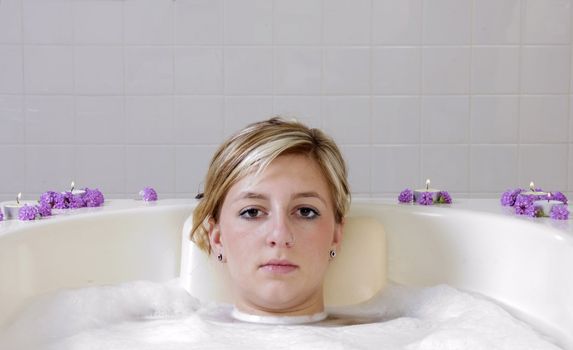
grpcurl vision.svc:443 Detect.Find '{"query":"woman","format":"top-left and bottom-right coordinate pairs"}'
top-left (190, 117), bottom-right (351, 323)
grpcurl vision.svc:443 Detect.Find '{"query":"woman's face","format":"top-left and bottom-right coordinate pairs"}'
top-left (209, 154), bottom-right (343, 316)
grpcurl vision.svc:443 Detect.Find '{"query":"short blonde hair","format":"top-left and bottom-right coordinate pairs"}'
top-left (190, 117), bottom-right (351, 253)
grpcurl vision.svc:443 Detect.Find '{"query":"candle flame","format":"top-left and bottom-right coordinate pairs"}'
top-left (17, 192), bottom-right (21, 204)
top-left (70, 181), bottom-right (75, 192)
top-left (425, 179), bottom-right (430, 190)
top-left (529, 181), bottom-right (535, 191)
top-left (548, 192), bottom-right (552, 202)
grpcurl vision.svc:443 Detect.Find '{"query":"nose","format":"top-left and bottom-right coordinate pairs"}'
top-left (266, 212), bottom-right (295, 248)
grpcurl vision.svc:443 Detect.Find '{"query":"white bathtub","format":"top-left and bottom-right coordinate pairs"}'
top-left (0, 199), bottom-right (571, 349)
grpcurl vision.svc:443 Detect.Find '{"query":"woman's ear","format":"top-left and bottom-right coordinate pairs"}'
top-left (332, 217), bottom-right (344, 251)
top-left (208, 217), bottom-right (223, 251)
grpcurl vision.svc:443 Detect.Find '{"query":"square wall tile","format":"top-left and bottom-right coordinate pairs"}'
top-left (22, 0), bottom-right (73, 44)
top-left (472, 0), bottom-right (520, 44)
top-left (519, 144), bottom-right (567, 190)
top-left (0, 0), bottom-right (22, 43)
top-left (422, 47), bottom-right (470, 94)
top-left (0, 46), bottom-right (23, 94)
top-left (74, 46), bottom-right (124, 95)
top-left (570, 95), bottom-right (573, 142)
top-left (371, 146), bottom-right (420, 192)
top-left (0, 95), bottom-right (24, 144)
top-left (569, 145), bottom-right (573, 192)
top-left (126, 96), bottom-right (173, 144)
top-left (340, 146), bottom-right (371, 193)
top-left (273, 96), bottom-right (322, 127)
top-left (73, 0), bottom-right (123, 44)
top-left (174, 47), bottom-right (223, 94)
top-left (422, 96), bottom-right (469, 144)
top-left (224, 97), bottom-right (274, 136)
top-left (126, 146), bottom-right (175, 193)
top-left (25, 96), bottom-right (74, 144)
top-left (174, 96), bottom-right (224, 144)
top-left (470, 95), bottom-right (519, 144)
top-left (372, 0), bottom-right (422, 45)
top-left (0, 146), bottom-right (25, 193)
top-left (520, 95), bottom-right (568, 143)
top-left (24, 46), bottom-right (73, 94)
top-left (372, 48), bottom-right (421, 95)
top-left (25, 145), bottom-right (75, 193)
top-left (323, 97), bottom-right (370, 144)
top-left (175, 145), bottom-right (218, 193)
top-left (274, 48), bottom-right (322, 95)
top-left (523, 0), bottom-right (570, 44)
top-left (423, 0), bottom-right (471, 44)
top-left (324, 48), bottom-right (370, 95)
top-left (521, 46), bottom-right (570, 94)
top-left (274, 0), bottom-right (322, 45)
top-left (224, 48), bottom-right (273, 94)
top-left (224, 0), bottom-right (272, 45)
top-left (471, 47), bottom-right (519, 94)
top-left (75, 96), bottom-right (125, 144)
top-left (76, 146), bottom-right (126, 193)
top-left (470, 145), bottom-right (518, 192)
top-left (323, 0), bottom-right (371, 45)
top-left (176, 0), bottom-right (223, 45)
top-left (372, 96), bottom-right (420, 144)
top-left (124, 0), bottom-right (173, 45)
top-left (125, 47), bottom-right (173, 95)
top-left (421, 145), bottom-right (469, 192)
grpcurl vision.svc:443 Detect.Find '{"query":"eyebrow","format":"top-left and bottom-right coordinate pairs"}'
top-left (236, 192), bottom-right (269, 201)
top-left (292, 192), bottom-right (327, 205)
top-left (234, 191), bottom-right (326, 205)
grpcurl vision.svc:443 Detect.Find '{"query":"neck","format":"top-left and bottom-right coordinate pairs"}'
top-left (231, 308), bottom-right (328, 324)
top-left (233, 291), bottom-right (325, 318)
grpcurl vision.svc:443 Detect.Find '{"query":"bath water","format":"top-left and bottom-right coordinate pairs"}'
top-left (0, 280), bottom-right (562, 350)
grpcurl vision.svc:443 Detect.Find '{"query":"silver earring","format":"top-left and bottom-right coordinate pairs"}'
top-left (329, 250), bottom-right (336, 259)
top-left (217, 253), bottom-right (223, 262)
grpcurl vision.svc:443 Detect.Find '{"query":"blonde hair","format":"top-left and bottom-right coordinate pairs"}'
top-left (190, 117), bottom-right (351, 253)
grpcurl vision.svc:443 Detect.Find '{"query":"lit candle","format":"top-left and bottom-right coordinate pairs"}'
top-left (533, 192), bottom-right (563, 217)
top-left (69, 181), bottom-right (86, 196)
top-left (521, 181), bottom-right (547, 197)
top-left (1, 193), bottom-right (37, 220)
top-left (413, 179), bottom-right (440, 203)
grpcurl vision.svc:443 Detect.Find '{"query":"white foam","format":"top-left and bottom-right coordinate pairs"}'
top-left (0, 281), bottom-right (563, 350)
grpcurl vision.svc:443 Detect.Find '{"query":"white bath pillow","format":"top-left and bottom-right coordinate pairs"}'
top-left (180, 215), bottom-right (387, 306)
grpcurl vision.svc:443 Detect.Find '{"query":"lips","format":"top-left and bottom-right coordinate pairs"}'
top-left (259, 259), bottom-right (299, 274)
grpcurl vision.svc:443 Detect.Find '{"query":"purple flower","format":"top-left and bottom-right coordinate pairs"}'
top-left (68, 193), bottom-right (86, 209)
top-left (550, 205), bottom-right (569, 220)
top-left (39, 191), bottom-right (59, 208)
top-left (139, 187), bottom-right (158, 202)
top-left (18, 205), bottom-right (39, 221)
top-left (500, 188), bottom-right (523, 207)
top-left (418, 192), bottom-right (434, 205)
top-left (524, 204), bottom-right (541, 217)
top-left (514, 195), bottom-right (534, 216)
top-left (37, 203), bottom-right (52, 217)
top-left (398, 189), bottom-right (413, 203)
top-left (54, 192), bottom-right (86, 209)
top-left (53, 192), bottom-right (67, 209)
top-left (0, 210), bottom-right (4, 222)
top-left (83, 188), bottom-right (105, 207)
top-left (437, 191), bottom-right (452, 204)
top-left (551, 191), bottom-right (568, 204)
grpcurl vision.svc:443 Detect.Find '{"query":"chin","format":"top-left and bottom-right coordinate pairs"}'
top-left (254, 284), bottom-right (320, 312)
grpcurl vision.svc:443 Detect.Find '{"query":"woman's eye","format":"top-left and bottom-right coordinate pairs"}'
top-left (297, 207), bottom-right (319, 219)
top-left (239, 208), bottom-right (263, 219)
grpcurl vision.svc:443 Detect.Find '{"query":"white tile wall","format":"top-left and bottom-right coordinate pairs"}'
top-left (472, 0), bottom-right (520, 45)
top-left (1, 0), bottom-right (573, 201)
top-left (175, 0), bottom-right (223, 45)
